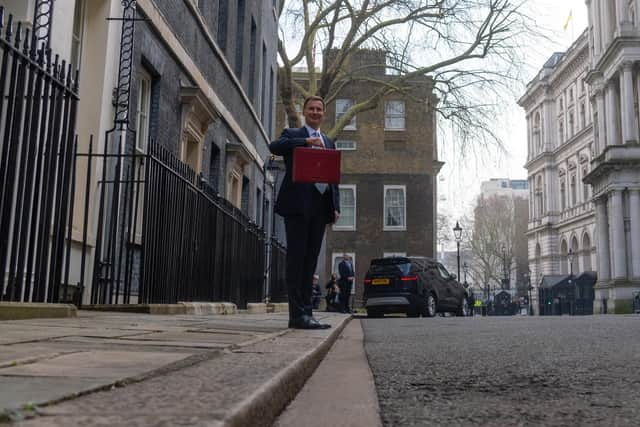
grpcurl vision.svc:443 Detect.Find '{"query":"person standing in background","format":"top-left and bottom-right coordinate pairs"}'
top-left (338, 254), bottom-right (354, 313)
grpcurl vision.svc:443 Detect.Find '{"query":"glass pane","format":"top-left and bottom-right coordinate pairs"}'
top-left (341, 188), bottom-right (354, 206)
top-left (336, 207), bottom-right (355, 227)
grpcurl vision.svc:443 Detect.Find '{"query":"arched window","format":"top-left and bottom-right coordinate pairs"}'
top-left (558, 120), bottom-right (564, 142)
top-left (569, 112), bottom-right (575, 137)
top-left (536, 175), bottom-right (544, 217)
top-left (582, 167), bottom-right (589, 202)
top-left (560, 240), bottom-right (568, 274)
top-left (582, 233), bottom-right (592, 271)
top-left (570, 236), bottom-right (579, 274)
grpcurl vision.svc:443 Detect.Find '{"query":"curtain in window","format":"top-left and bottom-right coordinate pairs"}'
top-left (385, 188), bottom-right (405, 227)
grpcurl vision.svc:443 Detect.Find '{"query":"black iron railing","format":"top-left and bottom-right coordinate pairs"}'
top-left (268, 238), bottom-right (287, 303)
top-left (81, 142), bottom-right (268, 308)
top-left (0, 9), bottom-right (79, 303)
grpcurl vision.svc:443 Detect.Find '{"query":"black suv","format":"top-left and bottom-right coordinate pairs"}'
top-left (363, 256), bottom-right (469, 318)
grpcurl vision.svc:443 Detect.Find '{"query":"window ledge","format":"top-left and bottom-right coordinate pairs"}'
top-left (383, 227), bottom-right (407, 231)
top-left (332, 226), bottom-right (356, 231)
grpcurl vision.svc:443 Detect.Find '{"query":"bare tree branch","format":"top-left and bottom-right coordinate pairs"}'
top-left (278, 0), bottom-right (548, 147)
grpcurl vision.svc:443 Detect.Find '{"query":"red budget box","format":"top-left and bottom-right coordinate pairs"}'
top-left (292, 147), bottom-right (341, 184)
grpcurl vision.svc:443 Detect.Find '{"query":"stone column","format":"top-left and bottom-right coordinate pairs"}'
top-left (610, 190), bottom-right (627, 279)
top-left (617, 0), bottom-right (632, 32)
top-left (630, 190), bottom-right (640, 279)
top-left (543, 99), bottom-right (554, 151)
top-left (616, 0), bottom-right (629, 23)
top-left (590, 0), bottom-right (602, 56)
top-left (601, 0), bottom-right (613, 46)
top-left (637, 65), bottom-right (640, 141)
top-left (605, 81), bottom-right (619, 147)
top-left (596, 196), bottom-right (611, 281)
top-left (594, 88), bottom-right (606, 154)
top-left (620, 62), bottom-right (639, 144)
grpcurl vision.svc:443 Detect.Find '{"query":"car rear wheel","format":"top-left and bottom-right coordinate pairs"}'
top-left (457, 297), bottom-right (469, 317)
top-left (424, 293), bottom-right (437, 318)
top-left (367, 309), bottom-right (383, 318)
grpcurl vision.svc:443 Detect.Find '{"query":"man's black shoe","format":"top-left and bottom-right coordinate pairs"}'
top-left (288, 315), bottom-right (331, 329)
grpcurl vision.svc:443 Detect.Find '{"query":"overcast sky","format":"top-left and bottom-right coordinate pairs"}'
top-left (438, 0), bottom-right (589, 226)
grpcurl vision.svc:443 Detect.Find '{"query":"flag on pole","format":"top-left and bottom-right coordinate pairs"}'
top-left (563, 10), bottom-right (573, 31)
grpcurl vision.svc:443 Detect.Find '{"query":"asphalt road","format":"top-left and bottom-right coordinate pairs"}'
top-left (362, 315), bottom-right (640, 426)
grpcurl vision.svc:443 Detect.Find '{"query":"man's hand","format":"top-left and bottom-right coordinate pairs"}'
top-left (334, 210), bottom-right (340, 223)
top-left (305, 137), bottom-right (324, 148)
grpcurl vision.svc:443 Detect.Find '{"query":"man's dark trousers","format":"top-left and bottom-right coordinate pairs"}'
top-left (284, 189), bottom-right (331, 320)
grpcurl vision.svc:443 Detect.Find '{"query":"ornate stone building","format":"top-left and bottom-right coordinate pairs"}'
top-left (583, 0), bottom-right (640, 314)
top-left (519, 31), bottom-right (597, 315)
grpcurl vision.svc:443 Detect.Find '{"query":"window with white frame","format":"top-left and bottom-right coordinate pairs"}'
top-left (384, 185), bottom-right (406, 230)
top-left (335, 140), bottom-right (356, 150)
top-left (132, 69), bottom-right (153, 244)
top-left (335, 99), bottom-right (356, 130)
top-left (135, 69), bottom-right (152, 153)
top-left (333, 185), bottom-right (356, 230)
top-left (331, 252), bottom-right (356, 295)
top-left (384, 100), bottom-right (405, 130)
top-left (70, 0), bottom-right (85, 71)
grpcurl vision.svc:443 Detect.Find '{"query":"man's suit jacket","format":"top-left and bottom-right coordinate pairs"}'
top-left (269, 127), bottom-right (340, 224)
top-left (338, 260), bottom-right (354, 286)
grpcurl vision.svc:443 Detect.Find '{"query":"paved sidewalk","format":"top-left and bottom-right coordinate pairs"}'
top-left (0, 310), bottom-right (351, 426)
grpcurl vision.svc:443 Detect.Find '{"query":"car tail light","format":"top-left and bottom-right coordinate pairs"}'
top-left (364, 279), bottom-right (372, 284)
top-left (400, 276), bottom-right (417, 281)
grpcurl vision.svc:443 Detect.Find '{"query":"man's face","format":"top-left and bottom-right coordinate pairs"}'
top-left (303, 100), bottom-right (325, 129)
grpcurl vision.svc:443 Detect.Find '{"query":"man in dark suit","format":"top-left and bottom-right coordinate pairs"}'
top-left (269, 96), bottom-right (340, 329)
top-left (338, 254), bottom-right (355, 313)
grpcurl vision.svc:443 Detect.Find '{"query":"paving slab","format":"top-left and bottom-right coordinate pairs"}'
top-left (0, 350), bottom-right (191, 379)
top-left (0, 377), bottom-right (107, 412)
top-left (6, 312), bottom-right (352, 426)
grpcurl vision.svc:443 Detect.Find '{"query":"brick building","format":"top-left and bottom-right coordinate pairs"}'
top-left (130, 0), bottom-right (279, 225)
top-left (277, 50), bottom-right (441, 307)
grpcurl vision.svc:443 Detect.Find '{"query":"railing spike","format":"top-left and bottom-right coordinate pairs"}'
top-left (6, 14), bottom-right (13, 41)
top-left (23, 28), bottom-right (31, 55)
top-left (14, 21), bottom-right (22, 48)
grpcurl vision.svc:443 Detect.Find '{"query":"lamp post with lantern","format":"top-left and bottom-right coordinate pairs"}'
top-left (453, 221), bottom-right (463, 281)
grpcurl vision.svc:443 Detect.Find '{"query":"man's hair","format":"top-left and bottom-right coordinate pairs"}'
top-left (303, 95), bottom-right (325, 110)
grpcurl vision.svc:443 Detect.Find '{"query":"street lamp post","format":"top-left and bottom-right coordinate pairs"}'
top-left (501, 244), bottom-right (509, 290)
top-left (524, 268), bottom-right (533, 316)
top-left (263, 156), bottom-right (280, 303)
top-left (453, 221), bottom-right (463, 281)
